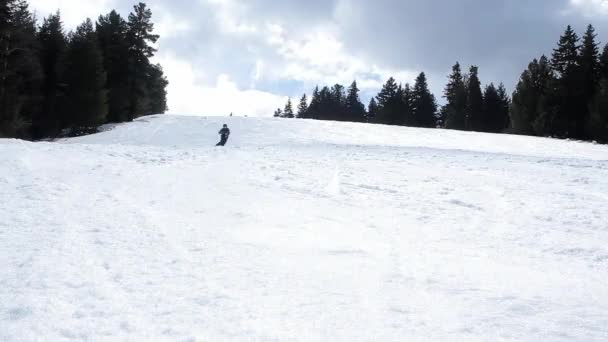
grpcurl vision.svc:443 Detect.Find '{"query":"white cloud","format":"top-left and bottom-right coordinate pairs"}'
top-left (568, 0), bottom-right (608, 16)
top-left (29, 0), bottom-right (116, 28)
top-left (207, 0), bottom-right (259, 36)
top-left (153, 10), bottom-right (194, 39)
top-left (258, 23), bottom-right (418, 91)
top-left (154, 53), bottom-right (286, 116)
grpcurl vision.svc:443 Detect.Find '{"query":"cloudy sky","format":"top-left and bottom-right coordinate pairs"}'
top-left (28, 0), bottom-right (608, 116)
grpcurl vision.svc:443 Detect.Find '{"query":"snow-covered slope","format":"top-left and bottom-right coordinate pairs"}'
top-left (2, 115), bottom-right (608, 341)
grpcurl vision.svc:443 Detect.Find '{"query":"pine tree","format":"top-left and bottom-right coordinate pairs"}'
top-left (126, 2), bottom-right (159, 119)
top-left (412, 72), bottom-right (437, 128)
top-left (510, 56), bottom-right (553, 135)
top-left (465, 66), bottom-right (484, 131)
top-left (332, 84), bottom-right (345, 104)
top-left (588, 43), bottom-right (608, 141)
top-left (549, 25), bottom-right (584, 138)
top-left (34, 12), bottom-right (67, 138)
top-left (63, 19), bottom-right (107, 134)
top-left (443, 62), bottom-right (467, 130)
top-left (297, 94), bottom-right (308, 118)
top-left (580, 24), bottom-right (600, 139)
top-left (376, 77), bottom-right (398, 109)
top-left (587, 78), bottom-right (608, 142)
top-left (345, 81), bottom-right (366, 122)
top-left (497, 83), bottom-right (511, 131)
top-left (482, 83), bottom-right (510, 133)
top-left (367, 97), bottom-right (378, 122)
top-left (97, 10), bottom-right (130, 122)
top-left (580, 25), bottom-right (600, 95)
top-left (317, 86), bottom-right (332, 120)
top-left (0, 0), bottom-right (41, 138)
top-left (146, 63), bottom-right (168, 114)
top-left (307, 86), bottom-right (320, 119)
top-left (552, 26), bottom-right (580, 76)
top-left (273, 108), bottom-right (282, 117)
top-left (401, 83), bottom-right (414, 126)
top-left (314, 85), bottom-right (343, 121)
top-left (482, 83), bottom-right (500, 132)
top-left (437, 106), bottom-right (448, 128)
top-left (331, 83), bottom-right (347, 121)
top-left (283, 98), bottom-right (294, 118)
top-left (0, 0), bottom-right (19, 136)
top-left (376, 77), bottom-right (400, 125)
top-left (601, 43), bottom-right (608, 80)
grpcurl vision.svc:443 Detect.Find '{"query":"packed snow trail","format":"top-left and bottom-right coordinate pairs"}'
top-left (1, 115), bottom-right (608, 341)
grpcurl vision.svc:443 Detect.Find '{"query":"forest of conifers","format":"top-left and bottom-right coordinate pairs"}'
top-left (0, 1), bottom-right (167, 139)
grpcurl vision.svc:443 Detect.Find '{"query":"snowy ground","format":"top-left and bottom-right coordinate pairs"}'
top-left (2, 115), bottom-right (608, 341)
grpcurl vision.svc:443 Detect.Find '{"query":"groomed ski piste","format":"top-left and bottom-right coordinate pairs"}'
top-left (2, 115), bottom-right (608, 341)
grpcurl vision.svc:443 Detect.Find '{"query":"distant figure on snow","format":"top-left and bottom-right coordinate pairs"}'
top-left (216, 124), bottom-right (230, 146)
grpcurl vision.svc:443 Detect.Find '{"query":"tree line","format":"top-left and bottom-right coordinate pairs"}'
top-left (0, 0), bottom-right (167, 139)
top-left (277, 24), bottom-right (608, 143)
top-left (274, 73), bottom-right (440, 129)
top-left (511, 25), bottom-right (608, 142)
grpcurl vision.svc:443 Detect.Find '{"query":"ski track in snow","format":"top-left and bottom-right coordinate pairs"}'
top-left (1, 115), bottom-right (608, 341)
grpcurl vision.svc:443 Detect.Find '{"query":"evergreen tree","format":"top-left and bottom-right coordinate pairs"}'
top-left (482, 83), bottom-right (510, 133)
top-left (580, 24), bottom-right (600, 139)
top-left (376, 77), bottom-right (398, 109)
top-left (549, 25), bottom-right (584, 138)
top-left (375, 77), bottom-right (401, 125)
top-left (273, 108), bottom-right (282, 117)
top-left (317, 86), bottom-right (332, 120)
top-left (601, 43), bottom-right (608, 80)
top-left (146, 63), bottom-right (168, 114)
top-left (330, 83), bottom-right (347, 121)
top-left (443, 62), bottom-right (467, 130)
top-left (580, 25), bottom-right (600, 97)
top-left (307, 86), bottom-right (320, 119)
top-left (412, 72), bottom-right (437, 128)
top-left (437, 106), bottom-right (448, 128)
top-left (0, 0), bottom-right (20, 135)
top-left (97, 10), bottom-right (130, 122)
top-left (587, 78), bottom-right (608, 142)
top-left (510, 56), bottom-right (553, 135)
top-left (297, 94), bottom-right (308, 118)
top-left (314, 85), bottom-right (340, 121)
top-left (497, 83), bottom-right (511, 131)
top-left (63, 19), bottom-right (107, 134)
top-left (401, 83), bottom-right (414, 126)
top-left (552, 25), bottom-right (580, 76)
top-left (345, 81), bottom-right (366, 122)
top-left (588, 43), bottom-right (608, 141)
top-left (465, 65), bottom-right (484, 131)
top-left (367, 97), bottom-right (378, 122)
top-left (126, 2), bottom-right (159, 119)
top-left (283, 98), bottom-right (294, 118)
top-left (482, 84), bottom-right (499, 132)
top-left (0, 0), bottom-right (41, 138)
top-left (35, 12), bottom-right (67, 138)
top-left (332, 84), bottom-right (345, 105)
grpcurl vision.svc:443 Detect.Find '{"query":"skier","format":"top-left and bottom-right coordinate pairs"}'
top-left (216, 124), bottom-right (230, 146)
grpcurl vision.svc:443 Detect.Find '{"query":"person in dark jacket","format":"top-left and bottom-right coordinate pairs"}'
top-left (216, 124), bottom-right (230, 146)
